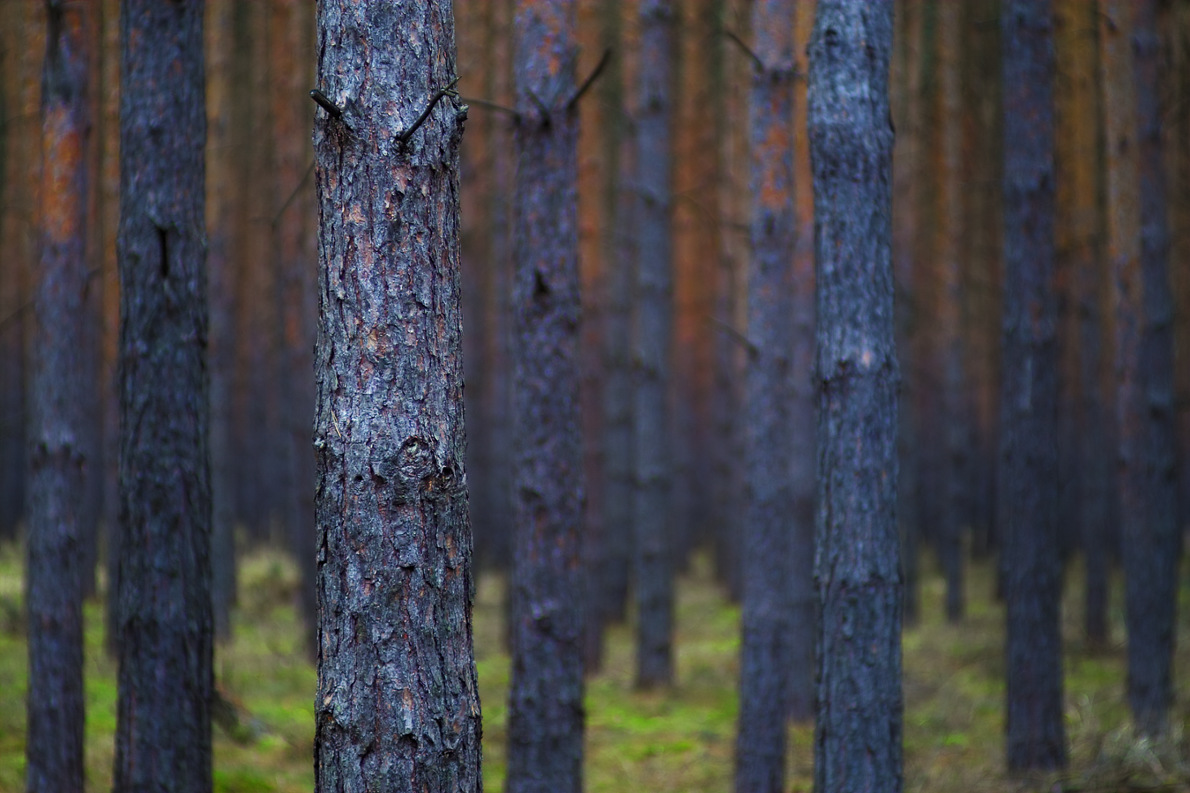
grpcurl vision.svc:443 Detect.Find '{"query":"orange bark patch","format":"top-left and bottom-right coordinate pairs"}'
top-left (41, 105), bottom-right (83, 243)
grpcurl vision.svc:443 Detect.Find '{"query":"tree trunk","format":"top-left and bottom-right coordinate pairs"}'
top-left (1054, 0), bottom-right (1110, 647)
top-left (114, 2), bottom-right (213, 791)
top-left (807, 4), bottom-right (902, 792)
top-left (311, 3), bottom-right (482, 790)
top-left (1000, 0), bottom-right (1066, 771)
top-left (269, 0), bottom-right (318, 658)
top-left (735, 3), bottom-right (797, 791)
top-left (26, 3), bottom-right (91, 789)
top-left (505, 4), bottom-right (587, 790)
top-left (1104, 0), bottom-right (1180, 737)
top-left (633, 0), bottom-right (676, 690)
top-left (603, 0), bottom-right (638, 630)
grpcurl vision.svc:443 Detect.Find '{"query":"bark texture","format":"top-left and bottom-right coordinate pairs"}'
top-left (114, 2), bottom-right (213, 791)
top-left (505, 1), bottom-right (586, 791)
top-left (633, 0), bottom-right (675, 689)
top-left (735, 2), bottom-right (797, 790)
top-left (312, 3), bottom-right (482, 791)
top-left (26, 3), bottom-right (90, 790)
top-left (807, 4), bottom-right (903, 792)
top-left (1000, 0), bottom-right (1067, 771)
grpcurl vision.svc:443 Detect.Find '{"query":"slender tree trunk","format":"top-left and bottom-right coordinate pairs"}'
top-left (892, 0), bottom-right (923, 625)
top-left (312, 4), bottom-right (482, 789)
top-left (935, 0), bottom-right (967, 622)
top-left (114, 2), bottom-right (212, 791)
top-left (604, 0), bottom-right (638, 628)
top-left (808, 4), bottom-right (902, 792)
top-left (789, 0), bottom-right (817, 722)
top-left (633, 0), bottom-right (676, 689)
top-left (505, 4), bottom-right (587, 790)
top-left (1108, 0), bottom-right (1180, 737)
top-left (26, 3), bottom-right (91, 789)
top-left (1000, 0), bottom-right (1066, 771)
top-left (735, 3), bottom-right (797, 791)
top-left (269, 0), bottom-right (317, 658)
top-left (1054, 0), bottom-right (1110, 647)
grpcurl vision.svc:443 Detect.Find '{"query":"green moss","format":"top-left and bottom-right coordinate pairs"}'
top-left (1, 542), bottom-right (1189, 792)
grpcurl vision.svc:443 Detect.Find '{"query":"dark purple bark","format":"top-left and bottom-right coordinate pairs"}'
top-left (808, 4), bottom-right (903, 792)
top-left (735, 2), bottom-right (798, 791)
top-left (1120, 0), bottom-right (1180, 737)
top-left (26, 3), bottom-right (90, 789)
top-left (505, 6), bottom-right (587, 792)
top-left (1000, 0), bottom-right (1067, 771)
top-left (311, 3), bottom-right (482, 790)
top-left (114, 2), bottom-right (213, 791)
top-left (633, 0), bottom-right (676, 689)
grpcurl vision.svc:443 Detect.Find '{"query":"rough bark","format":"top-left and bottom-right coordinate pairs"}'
top-left (26, 3), bottom-right (90, 789)
top-left (735, 3), bottom-right (797, 791)
top-left (114, 2), bottom-right (213, 792)
top-left (808, 4), bottom-right (903, 792)
top-left (1000, 0), bottom-right (1066, 771)
top-left (1106, 0), bottom-right (1180, 737)
top-left (311, 3), bottom-right (482, 790)
top-left (505, 4), bottom-right (587, 790)
top-left (633, 0), bottom-right (676, 689)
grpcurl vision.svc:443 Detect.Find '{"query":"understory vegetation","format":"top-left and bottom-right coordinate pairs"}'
top-left (0, 542), bottom-right (1187, 793)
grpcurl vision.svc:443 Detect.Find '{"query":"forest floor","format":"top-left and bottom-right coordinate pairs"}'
top-left (1, 540), bottom-right (1189, 793)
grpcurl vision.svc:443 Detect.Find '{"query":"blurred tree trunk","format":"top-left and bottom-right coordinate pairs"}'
top-left (0, 2), bottom-right (43, 540)
top-left (26, 3), bottom-right (92, 789)
top-left (808, 3), bottom-right (902, 791)
top-left (1169, 0), bottom-right (1190, 538)
top-left (506, 3), bottom-right (587, 789)
top-left (1054, 0), bottom-right (1111, 647)
top-left (311, 3), bottom-right (482, 789)
top-left (735, 3), bottom-right (796, 791)
top-left (962, 0), bottom-right (1003, 562)
top-left (789, 0), bottom-right (816, 723)
top-left (892, 0), bottom-right (923, 625)
top-left (204, 0), bottom-right (238, 643)
top-left (1000, 0), bottom-right (1066, 771)
top-left (270, 0), bottom-right (317, 658)
top-left (98, 0), bottom-right (121, 654)
top-left (933, 0), bottom-right (968, 622)
top-left (114, 2), bottom-right (213, 791)
top-left (1101, 0), bottom-right (1180, 737)
top-left (604, 0), bottom-right (639, 629)
top-left (633, 0), bottom-right (676, 689)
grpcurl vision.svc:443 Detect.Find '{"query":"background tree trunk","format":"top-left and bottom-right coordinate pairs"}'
top-left (1000, 0), bottom-right (1066, 771)
top-left (26, 3), bottom-right (91, 789)
top-left (633, 0), bottom-right (676, 690)
top-left (311, 3), bottom-right (482, 789)
top-left (114, 2), bottom-right (213, 791)
top-left (807, 3), bottom-right (902, 791)
top-left (735, 2), bottom-right (797, 790)
top-left (506, 5), bottom-right (587, 791)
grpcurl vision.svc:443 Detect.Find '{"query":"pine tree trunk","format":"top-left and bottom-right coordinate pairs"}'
top-left (114, 2), bottom-right (213, 791)
top-left (735, 3), bottom-right (797, 791)
top-left (505, 4), bottom-right (587, 790)
top-left (807, 4), bottom-right (902, 791)
top-left (1000, 0), bottom-right (1067, 771)
top-left (1054, 0), bottom-right (1111, 647)
top-left (311, 3), bottom-right (482, 790)
top-left (1111, 0), bottom-right (1180, 737)
top-left (26, 4), bottom-right (91, 789)
top-left (633, 0), bottom-right (676, 689)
